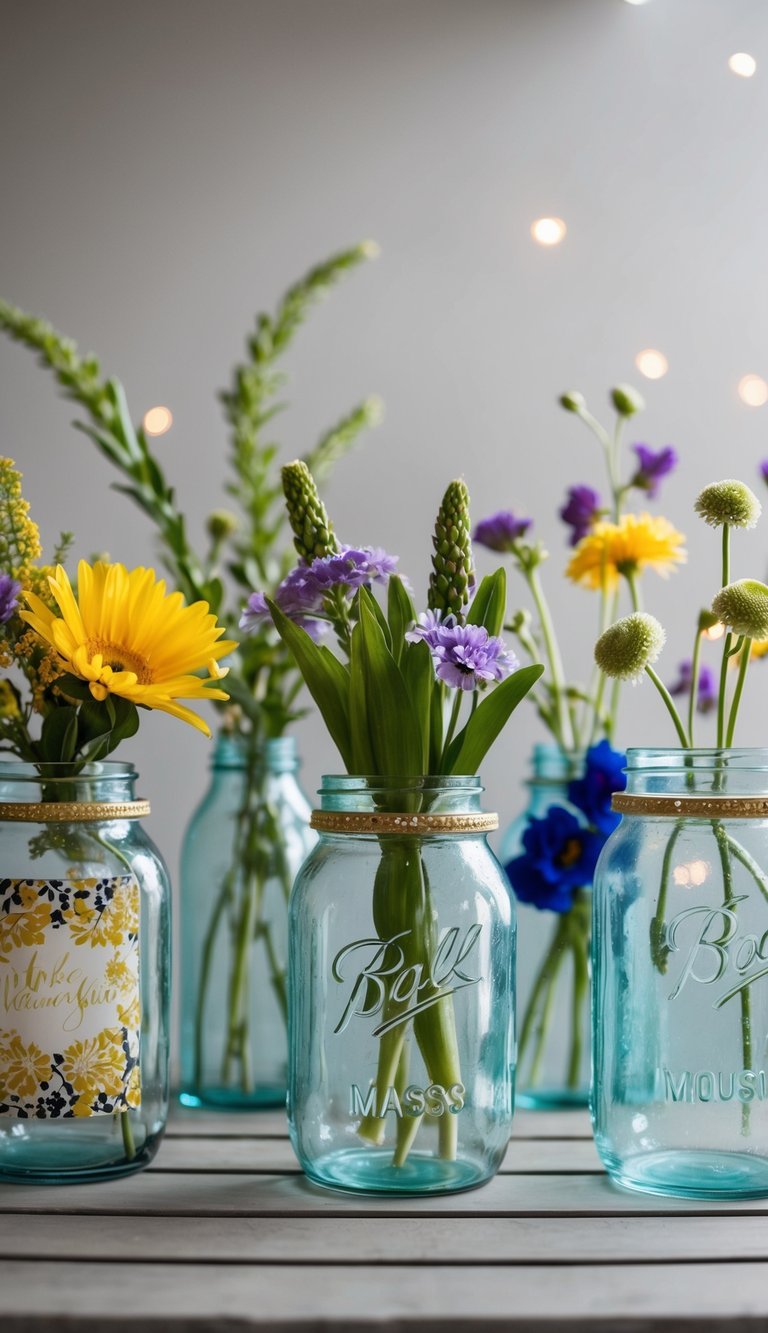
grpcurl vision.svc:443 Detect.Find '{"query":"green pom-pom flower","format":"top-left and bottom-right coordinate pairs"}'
top-left (281, 460), bottom-right (339, 561)
top-left (594, 612), bottom-right (666, 682)
top-left (711, 580), bottom-right (768, 640)
top-left (428, 479), bottom-right (475, 617)
top-left (206, 509), bottom-right (239, 542)
top-left (611, 384), bottom-right (645, 417)
top-left (694, 480), bottom-right (761, 530)
top-left (559, 391), bottom-right (586, 413)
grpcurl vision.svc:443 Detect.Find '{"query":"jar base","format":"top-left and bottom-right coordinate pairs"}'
top-left (607, 1149), bottom-right (768, 1200)
top-left (178, 1084), bottom-right (286, 1111)
top-left (0, 1124), bottom-right (161, 1184)
top-left (301, 1146), bottom-right (494, 1196)
top-left (516, 1087), bottom-right (589, 1110)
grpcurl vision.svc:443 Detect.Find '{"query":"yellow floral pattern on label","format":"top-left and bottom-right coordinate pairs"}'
top-left (0, 876), bottom-right (140, 1118)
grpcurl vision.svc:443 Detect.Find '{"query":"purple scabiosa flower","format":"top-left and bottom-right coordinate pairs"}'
top-left (430, 621), bottom-right (518, 691)
top-left (239, 545), bottom-right (399, 638)
top-left (307, 546), bottom-right (399, 592)
top-left (568, 740), bottom-right (627, 836)
top-left (559, 485), bottom-right (601, 547)
top-left (405, 608), bottom-right (457, 649)
top-left (506, 806), bottom-right (604, 913)
top-left (631, 444), bottom-right (678, 499)
top-left (0, 574), bottom-right (21, 624)
top-left (473, 511), bottom-right (532, 553)
top-left (669, 660), bottom-right (717, 715)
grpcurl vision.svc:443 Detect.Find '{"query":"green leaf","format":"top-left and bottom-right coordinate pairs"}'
top-left (40, 707), bottom-right (79, 763)
top-left (400, 639), bottom-right (434, 771)
top-left (348, 624), bottom-right (376, 774)
top-left (444, 664), bottom-right (544, 775)
top-left (387, 575), bottom-right (417, 667)
top-left (106, 697), bottom-right (140, 749)
top-left (267, 599), bottom-right (353, 769)
top-left (356, 597), bottom-right (423, 776)
top-left (56, 673), bottom-right (95, 703)
top-left (76, 698), bottom-right (114, 746)
top-left (467, 569), bottom-right (507, 639)
top-left (355, 585), bottom-right (391, 650)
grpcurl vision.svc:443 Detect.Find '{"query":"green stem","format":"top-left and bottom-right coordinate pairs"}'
top-left (527, 566), bottom-right (575, 751)
top-left (625, 570), bottom-right (641, 613)
top-left (440, 689), bottom-right (464, 766)
top-left (726, 641), bottom-right (751, 747)
top-left (717, 525), bottom-right (731, 748)
top-left (518, 913), bottom-right (571, 1084)
top-left (194, 867), bottom-right (236, 1091)
top-left (688, 629), bottom-right (704, 749)
top-left (714, 822), bottom-right (752, 1135)
top-left (645, 666), bottom-right (690, 747)
top-left (650, 823), bottom-right (682, 973)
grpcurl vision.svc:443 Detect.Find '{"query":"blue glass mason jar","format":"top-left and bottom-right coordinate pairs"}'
top-left (593, 748), bottom-right (768, 1199)
top-left (288, 776), bottom-right (516, 1195)
top-left (0, 762), bottom-right (170, 1183)
top-left (500, 745), bottom-right (590, 1108)
top-left (179, 734), bottom-right (314, 1109)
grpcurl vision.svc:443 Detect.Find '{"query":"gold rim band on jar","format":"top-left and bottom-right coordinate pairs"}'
top-left (612, 793), bottom-right (768, 819)
top-left (310, 811), bottom-right (499, 835)
top-left (0, 800), bottom-right (151, 823)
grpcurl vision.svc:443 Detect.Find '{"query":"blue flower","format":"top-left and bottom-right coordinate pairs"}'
top-left (631, 444), bottom-right (677, 499)
top-left (506, 806), bottom-right (605, 913)
top-left (568, 740), bottom-right (626, 836)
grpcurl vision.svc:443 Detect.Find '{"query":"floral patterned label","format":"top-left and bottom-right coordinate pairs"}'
top-left (0, 876), bottom-right (141, 1118)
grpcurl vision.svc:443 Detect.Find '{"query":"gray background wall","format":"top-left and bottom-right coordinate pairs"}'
top-left (2, 0), bottom-right (768, 913)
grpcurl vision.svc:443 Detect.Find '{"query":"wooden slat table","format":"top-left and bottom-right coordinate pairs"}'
top-left (4, 1106), bottom-right (768, 1330)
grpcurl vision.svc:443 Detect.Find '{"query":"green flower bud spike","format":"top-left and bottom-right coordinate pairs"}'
top-left (281, 460), bottom-right (339, 561)
top-left (694, 480), bottom-right (762, 530)
top-left (595, 613), bottom-right (689, 747)
top-left (206, 509), bottom-right (239, 542)
top-left (611, 384), bottom-right (645, 417)
top-left (428, 479), bottom-right (475, 617)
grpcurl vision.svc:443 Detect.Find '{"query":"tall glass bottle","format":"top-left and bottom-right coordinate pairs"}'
top-left (500, 744), bottom-right (591, 1108)
top-left (0, 761), bottom-right (170, 1183)
top-left (179, 734), bottom-right (314, 1109)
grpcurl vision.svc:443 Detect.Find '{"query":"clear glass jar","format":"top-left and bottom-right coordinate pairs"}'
top-left (288, 776), bottom-right (515, 1196)
top-left (593, 747), bottom-right (768, 1199)
top-left (500, 745), bottom-right (590, 1108)
top-left (0, 762), bottom-right (170, 1183)
top-left (179, 734), bottom-right (314, 1109)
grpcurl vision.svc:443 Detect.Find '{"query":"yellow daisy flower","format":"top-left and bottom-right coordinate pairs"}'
top-left (567, 513), bottom-right (686, 591)
top-left (20, 561), bottom-right (237, 736)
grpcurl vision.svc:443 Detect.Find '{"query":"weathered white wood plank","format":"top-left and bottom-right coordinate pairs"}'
top-left (5, 1213), bottom-right (768, 1265)
top-left (5, 1260), bottom-right (768, 1330)
top-left (166, 1105), bottom-right (592, 1140)
top-left (151, 1136), bottom-right (602, 1175)
top-left (2, 1170), bottom-right (768, 1216)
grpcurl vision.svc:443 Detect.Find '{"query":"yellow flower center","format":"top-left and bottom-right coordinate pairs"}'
top-left (557, 838), bottom-right (582, 869)
top-left (86, 639), bottom-right (153, 684)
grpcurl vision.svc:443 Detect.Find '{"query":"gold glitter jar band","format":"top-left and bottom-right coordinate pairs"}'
top-left (310, 810), bottom-right (499, 835)
top-left (0, 800), bottom-right (151, 823)
top-left (612, 793), bottom-right (768, 819)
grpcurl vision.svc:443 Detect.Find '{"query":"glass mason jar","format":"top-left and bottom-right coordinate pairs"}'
top-left (593, 748), bottom-right (768, 1199)
top-left (179, 733), bottom-right (314, 1109)
top-left (0, 762), bottom-right (170, 1184)
top-left (288, 776), bottom-right (516, 1196)
top-left (500, 745), bottom-right (590, 1109)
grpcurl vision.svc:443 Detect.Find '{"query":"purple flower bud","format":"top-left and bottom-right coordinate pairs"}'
top-left (0, 574), bottom-right (21, 624)
top-left (559, 486), bottom-right (601, 547)
top-left (669, 659), bottom-right (717, 714)
top-left (631, 444), bottom-right (677, 499)
top-left (473, 511), bottom-right (532, 553)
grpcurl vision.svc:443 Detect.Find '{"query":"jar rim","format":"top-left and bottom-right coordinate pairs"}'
top-left (319, 774), bottom-right (483, 792)
top-left (626, 747), bottom-right (768, 770)
top-left (0, 760), bottom-right (137, 783)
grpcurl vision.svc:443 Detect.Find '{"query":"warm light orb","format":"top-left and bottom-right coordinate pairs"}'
top-left (143, 406), bottom-right (174, 436)
top-left (738, 375), bottom-right (768, 407)
top-left (624, 0), bottom-right (650, 6)
top-left (704, 622), bottom-right (726, 642)
top-left (729, 53), bottom-right (757, 78)
top-left (635, 348), bottom-right (669, 380)
top-left (531, 217), bottom-right (567, 246)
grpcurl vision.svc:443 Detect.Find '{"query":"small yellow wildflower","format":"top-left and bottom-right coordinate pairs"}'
top-left (567, 513), bottom-right (686, 591)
